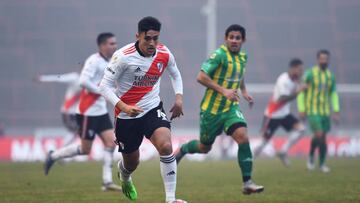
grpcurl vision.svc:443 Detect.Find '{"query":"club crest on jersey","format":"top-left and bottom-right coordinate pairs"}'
top-left (157, 62), bottom-right (164, 72)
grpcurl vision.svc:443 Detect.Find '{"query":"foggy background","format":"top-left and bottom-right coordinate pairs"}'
top-left (1, 0), bottom-right (359, 135)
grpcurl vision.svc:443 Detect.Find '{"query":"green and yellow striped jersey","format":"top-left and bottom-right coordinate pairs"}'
top-left (297, 66), bottom-right (340, 116)
top-left (200, 45), bottom-right (247, 114)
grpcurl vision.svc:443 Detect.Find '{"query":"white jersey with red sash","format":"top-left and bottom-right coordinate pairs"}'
top-left (76, 53), bottom-right (109, 116)
top-left (100, 42), bottom-right (183, 119)
top-left (265, 72), bottom-right (298, 118)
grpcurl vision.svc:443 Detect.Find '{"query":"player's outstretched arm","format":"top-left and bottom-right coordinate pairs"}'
top-left (37, 72), bottom-right (79, 84)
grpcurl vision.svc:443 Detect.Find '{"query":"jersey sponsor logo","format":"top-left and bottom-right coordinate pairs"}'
top-left (133, 74), bottom-right (160, 87)
top-left (225, 78), bottom-right (241, 82)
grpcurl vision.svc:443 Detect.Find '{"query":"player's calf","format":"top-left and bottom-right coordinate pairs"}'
top-left (175, 141), bottom-right (211, 164)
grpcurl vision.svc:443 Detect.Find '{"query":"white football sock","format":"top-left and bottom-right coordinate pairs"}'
top-left (103, 147), bottom-right (114, 184)
top-left (118, 160), bottom-right (133, 182)
top-left (254, 139), bottom-right (268, 157)
top-left (51, 144), bottom-right (82, 161)
top-left (160, 154), bottom-right (177, 202)
top-left (280, 129), bottom-right (305, 153)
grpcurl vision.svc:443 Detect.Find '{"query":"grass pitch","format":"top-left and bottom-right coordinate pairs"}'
top-left (1, 158), bottom-right (359, 203)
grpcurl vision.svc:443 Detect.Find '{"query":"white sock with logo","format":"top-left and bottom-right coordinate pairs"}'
top-left (51, 144), bottom-right (82, 161)
top-left (103, 147), bottom-right (114, 184)
top-left (160, 154), bottom-right (177, 202)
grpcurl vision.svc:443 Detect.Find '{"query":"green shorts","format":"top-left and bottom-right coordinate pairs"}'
top-left (307, 115), bottom-right (331, 133)
top-left (200, 106), bottom-right (247, 145)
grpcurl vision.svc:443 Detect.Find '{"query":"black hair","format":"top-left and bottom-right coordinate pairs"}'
top-left (225, 24), bottom-right (246, 40)
top-left (138, 16), bottom-right (161, 33)
top-left (97, 32), bottom-right (115, 46)
top-left (317, 49), bottom-right (330, 58)
top-left (289, 58), bottom-right (303, 68)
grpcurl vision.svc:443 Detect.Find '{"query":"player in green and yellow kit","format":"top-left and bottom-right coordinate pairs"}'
top-left (175, 24), bottom-right (264, 195)
top-left (297, 50), bottom-right (340, 173)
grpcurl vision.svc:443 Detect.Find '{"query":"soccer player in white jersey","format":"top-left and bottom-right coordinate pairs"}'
top-left (44, 33), bottom-right (121, 191)
top-left (253, 59), bottom-right (307, 166)
top-left (37, 71), bottom-right (81, 146)
top-left (100, 17), bottom-right (186, 203)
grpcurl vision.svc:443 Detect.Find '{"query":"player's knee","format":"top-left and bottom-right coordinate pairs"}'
top-left (199, 144), bottom-right (212, 153)
top-left (157, 142), bottom-right (173, 155)
top-left (235, 133), bottom-right (249, 144)
top-left (232, 127), bottom-right (248, 144)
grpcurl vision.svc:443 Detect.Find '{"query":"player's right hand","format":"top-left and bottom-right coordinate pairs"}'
top-left (123, 105), bottom-right (144, 117)
top-left (222, 88), bottom-right (239, 101)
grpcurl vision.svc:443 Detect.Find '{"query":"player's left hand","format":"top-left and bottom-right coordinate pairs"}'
top-left (241, 91), bottom-right (254, 109)
top-left (332, 112), bottom-right (340, 125)
top-left (170, 94), bottom-right (184, 120)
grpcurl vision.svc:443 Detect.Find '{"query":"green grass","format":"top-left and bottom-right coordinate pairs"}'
top-left (1, 158), bottom-right (360, 203)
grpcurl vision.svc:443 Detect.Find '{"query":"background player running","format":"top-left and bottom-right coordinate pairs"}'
top-left (175, 24), bottom-right (264, 195)
top-left (44, 33), bottom-right (121, 191)
top-left (37, 71), bottom-right (81, 146)
top-left (100, 17), bottom-right (187, 203)
top-left (253, 59), bottom-right (307, 166)
top-left (297, 50), bottom-right (340, 173)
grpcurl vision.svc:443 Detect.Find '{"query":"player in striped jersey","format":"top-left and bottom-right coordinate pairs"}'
top-left (297, 50), bottom-right (340, 173)
top-left (44, 33), bottom-right (121, 191)
top-left (175, 24), bottom-right (264, 195)
top-left (253, 59), bottom-right (307, 166)
top-left (100, 17), bottom-right (186, 203)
